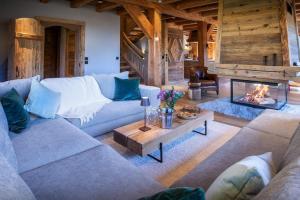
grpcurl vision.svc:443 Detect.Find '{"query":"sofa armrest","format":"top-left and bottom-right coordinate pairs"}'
top-left (139, 85), bottom-right (161, 108)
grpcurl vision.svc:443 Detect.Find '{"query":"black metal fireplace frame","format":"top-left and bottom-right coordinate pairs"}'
top-left (230, 79), bottom-right (288, 110)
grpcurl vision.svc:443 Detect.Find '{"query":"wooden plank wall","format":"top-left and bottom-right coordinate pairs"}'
top-left (220, 0), bottom-right (283, 66)
top-left (168, 27), bottom-right (185, 82)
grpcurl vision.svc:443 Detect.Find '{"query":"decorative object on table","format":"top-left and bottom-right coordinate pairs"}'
top-left (177, 105), bottom-right (201, 120)
top-left (147, 107), bottom-right (160, 126)
top-left (157, 87), bottom-right (184, 129)
top-left (139, 97), bottom-right (151, 132)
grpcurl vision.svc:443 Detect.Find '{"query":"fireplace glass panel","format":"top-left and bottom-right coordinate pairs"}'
top-left (231, 79), bottom-right (287, 110)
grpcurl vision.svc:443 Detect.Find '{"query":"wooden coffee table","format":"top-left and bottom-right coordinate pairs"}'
top-left (113, 110), bottom-right (214, 163)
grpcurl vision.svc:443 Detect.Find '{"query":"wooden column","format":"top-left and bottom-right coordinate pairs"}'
top-left (198, 21), bottom-right (208, 67)
top-left (279, 0), bottom-right (291, 66)
top-left (161, 20), bottom-right (169, 85)
top-left (148, 9), bottom-right (162, 86)
top-left (215, 0), bottom-right (223, 65)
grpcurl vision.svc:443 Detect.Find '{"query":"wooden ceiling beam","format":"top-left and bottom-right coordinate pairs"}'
top-left (201, 9), bottom-right (218, 17)
top-left (123, 3), bottom-right (154, 39)
top-left (70, 0), bottom-right (94, 8)
top-left (186, 3), bottom-right (218, 13)
top-left (176, 0), bottom-right (218, 10)
top-left (96, 2), bottom-right (120, 12)
top-left (105, 0), bottom-right (216, 24)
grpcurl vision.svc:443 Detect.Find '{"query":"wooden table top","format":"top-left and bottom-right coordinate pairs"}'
top-left (113, 110), bottom-right (214, 156)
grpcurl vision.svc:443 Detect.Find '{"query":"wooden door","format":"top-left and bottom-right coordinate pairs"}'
top-left (65, 29), bottom-right (76, 77)
top-left (44, 26), bottom-right (60, 78)
top-left (167, 28), bottom-right (184, 82)
top-left (8, 18), bottom-right (44, 80)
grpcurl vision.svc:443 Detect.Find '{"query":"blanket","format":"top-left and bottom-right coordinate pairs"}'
top-left (41, 76), bottom-right (112, 125)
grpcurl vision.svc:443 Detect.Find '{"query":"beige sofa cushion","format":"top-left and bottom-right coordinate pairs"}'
top-left (280, 124), bottom-right (300, 169)
top-left (254, 156), bottom-right (300, 200)
top-left (247, 109), bottom-right (300, 139)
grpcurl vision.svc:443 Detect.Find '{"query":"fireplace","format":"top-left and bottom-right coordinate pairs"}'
top-left (230, 79), bottom-right (288, 110)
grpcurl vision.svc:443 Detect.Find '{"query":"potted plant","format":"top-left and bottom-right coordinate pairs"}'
top-left (157, 86), bottom-right (184, 129)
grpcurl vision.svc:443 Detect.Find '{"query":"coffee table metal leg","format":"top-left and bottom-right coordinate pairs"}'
top-left (193, 120), bottom-right (208, 136)
top-left (147, 143), bottom-right (163, 163)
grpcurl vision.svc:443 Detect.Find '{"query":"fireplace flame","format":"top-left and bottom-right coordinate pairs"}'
top-left (241, 84), bottom-right (274, 105)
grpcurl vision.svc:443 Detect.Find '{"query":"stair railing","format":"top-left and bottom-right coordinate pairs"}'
top-left (121, 32), bottom-right (147, 80)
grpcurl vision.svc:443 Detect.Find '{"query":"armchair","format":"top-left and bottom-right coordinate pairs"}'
top-left (189, 67), bottom-right (219, 95)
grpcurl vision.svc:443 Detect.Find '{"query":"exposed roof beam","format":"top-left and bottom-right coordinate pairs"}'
top-left (186, 3), bottom-right (218, 13)
top-left (70, 0), bottom-right (94, 8)
top-left (176, 0), bottom-right (218, 10)
top-left (123, 3), bottom-right (154, 39)
top-left (105, 0), bottom-right (216, 24)
top-left (96, 2), bottom-right (120, 12)
top-left (202, 10), bottom-right (218, 17)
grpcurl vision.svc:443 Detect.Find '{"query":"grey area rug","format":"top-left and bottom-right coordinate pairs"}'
top-left (98, 121), bottom-right (240, 187)
top-left (200, 97), bottom-right (300, 120)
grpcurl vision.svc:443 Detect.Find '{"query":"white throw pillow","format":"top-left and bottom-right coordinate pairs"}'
top-left (206, 152), bottom-right (276, 200)
top-left (24, 79), bottom-right (61, 119)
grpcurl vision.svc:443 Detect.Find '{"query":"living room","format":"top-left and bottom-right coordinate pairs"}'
top-left (0, 0), bottom-right (300, 200)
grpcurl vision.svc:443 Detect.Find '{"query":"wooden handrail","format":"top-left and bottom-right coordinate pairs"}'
top-left (122, 32), bottom-right (144, 58)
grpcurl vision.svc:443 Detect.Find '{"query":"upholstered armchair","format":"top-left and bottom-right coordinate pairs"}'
top-left (189, 67), bottom-right (219, 95)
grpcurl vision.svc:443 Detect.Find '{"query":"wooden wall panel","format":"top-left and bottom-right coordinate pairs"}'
top-left (168, 27), bottom-right (184, 82)
top-left (220, 0), bottom-right (283, 66)
top-left (8, 18), bottom-right (44, 80)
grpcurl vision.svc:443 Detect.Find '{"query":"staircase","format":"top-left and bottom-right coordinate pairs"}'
top-left (121, 30), bottom-right (147, 81)
top-left (120, 58), bottom-right (140, 78)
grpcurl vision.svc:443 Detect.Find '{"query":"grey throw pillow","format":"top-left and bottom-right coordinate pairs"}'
top-left (92, 71), bottom-right (129, 99)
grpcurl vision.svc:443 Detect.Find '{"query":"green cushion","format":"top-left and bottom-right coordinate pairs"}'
top-left (1, 88), bottom-right (29, 133)
top-left (139, 187), bottom-right (205, 200)
top-left (113, 77), bottom-right (141, 101)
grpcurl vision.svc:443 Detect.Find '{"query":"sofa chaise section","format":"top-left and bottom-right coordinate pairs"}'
top-left (10, 118), bottom-right (101, 173)
top-left (21, 145), bottom-right (164, 200)
top-left (172, 110), bottom-right (298, 190)
top-left (172, 126), bottom-right (290, 190)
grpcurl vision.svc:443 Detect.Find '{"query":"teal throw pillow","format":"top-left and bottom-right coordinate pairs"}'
top-left (139, 187), bottom-right (205, 200)
top-left (114, 77), bottom-right (141, 101)
top-left (1, 88), bottom-right (29, 133)
top-left (24, 79), bottom-right (61, 119)
top-left (206, 152), bottom-right (275, 200)
top-left (92, 71), bottom-right (129, 99)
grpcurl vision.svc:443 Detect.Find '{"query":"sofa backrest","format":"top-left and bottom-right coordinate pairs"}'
top-left (279, 123), bottom-right (300, 169)
top-left (254, 123), bottom-right (300, 200)
top-left (0, 103), bottom-right (18, 171)
top-left (0, 76), bottom-right (40, 100)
